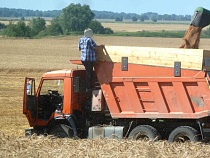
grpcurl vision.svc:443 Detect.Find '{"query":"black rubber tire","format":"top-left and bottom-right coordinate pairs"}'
top-left (49, 124), bottom-right (73, 138)
top-left (128, 125), bottom-right (158, 141)
top-left (168, 126), bottom-right (199, 143)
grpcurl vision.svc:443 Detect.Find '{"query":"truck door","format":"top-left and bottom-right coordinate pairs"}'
top-left (23, 78), bottom-right (36, 125)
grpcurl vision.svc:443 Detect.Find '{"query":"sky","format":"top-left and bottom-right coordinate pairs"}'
top-left (1, 0), bottom-right (210, 15)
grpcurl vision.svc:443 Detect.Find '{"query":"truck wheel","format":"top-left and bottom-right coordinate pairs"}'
top-left (128, 125), bottom-right (158, 141)
top-left (49, 124), bottom-right (73, 138)
top-left (168, 126), bottom-right (199, 143)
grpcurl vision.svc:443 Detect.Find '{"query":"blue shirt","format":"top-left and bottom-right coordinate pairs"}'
top-left (78, 36), bottom-right (97, 61)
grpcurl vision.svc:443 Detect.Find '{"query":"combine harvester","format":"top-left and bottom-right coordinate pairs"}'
top-left (23, 7), bottom-right (210, 142)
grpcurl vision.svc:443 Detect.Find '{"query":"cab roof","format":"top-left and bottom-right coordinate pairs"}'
top-left (42, 69), bottom-right (72, 78)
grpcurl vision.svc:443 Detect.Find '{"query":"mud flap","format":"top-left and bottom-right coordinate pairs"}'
top-left (66, 115), bottom-right (77, 137)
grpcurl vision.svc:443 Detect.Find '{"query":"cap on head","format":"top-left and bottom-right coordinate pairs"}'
top-left (84, 28), bottom-right (93, 37)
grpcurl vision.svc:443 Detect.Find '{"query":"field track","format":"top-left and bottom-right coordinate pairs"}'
top-left (1, 36), bottom-right (210, 157)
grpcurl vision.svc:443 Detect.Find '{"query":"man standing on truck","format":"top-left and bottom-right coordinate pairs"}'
top-left (78, 28), bottom-right (104, 93)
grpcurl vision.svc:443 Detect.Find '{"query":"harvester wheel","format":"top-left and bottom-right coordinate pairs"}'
top-left (128, 125), bottom-right (159, 141)
top-left (168, 126), bottom-right (199, 143)
top-left (49, 124), bottom-right (73, 138)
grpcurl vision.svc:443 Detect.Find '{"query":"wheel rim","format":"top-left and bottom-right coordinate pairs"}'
top-left (174, 133), bottom-right (191, 142)
top-left (134, 132), bottom-right (150, 141)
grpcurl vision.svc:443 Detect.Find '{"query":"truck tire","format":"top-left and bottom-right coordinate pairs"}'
top-left (168, 126), bottom-right (199, 143)
top-left (128, 125), bottom-right (158, 141)
top-left (49, 124), bottom-right (73, 138)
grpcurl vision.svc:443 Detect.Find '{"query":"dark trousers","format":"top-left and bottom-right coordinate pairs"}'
top-left (82, 61), bottom-right (94, 91)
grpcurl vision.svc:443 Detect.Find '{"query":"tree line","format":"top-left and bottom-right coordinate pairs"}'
top-left (0, 7), bottom-right (192, 22)
top-left (0, 3), bottom-right (199, 38)
top-left (93, 11), bottom-right (191, 22)
top-left (0, 4), bottom-right (114, 38)
top-left (0, 8), bottom-right (61, 17)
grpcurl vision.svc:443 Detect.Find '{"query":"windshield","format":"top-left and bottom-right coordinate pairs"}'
top-left (40, 79), bottom-right (64, 95)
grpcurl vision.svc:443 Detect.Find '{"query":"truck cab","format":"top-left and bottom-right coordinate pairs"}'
top-left (23, 69), bottom-right (106, 138)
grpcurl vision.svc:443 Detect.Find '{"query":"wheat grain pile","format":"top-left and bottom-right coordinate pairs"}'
top-left (180, 25), bottom-right (202, 49)
top-left (1, 36), bottom-right (210, 157)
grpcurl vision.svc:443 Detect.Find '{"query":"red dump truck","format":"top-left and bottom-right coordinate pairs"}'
top-left (23, 46), bottom-right (210, 142)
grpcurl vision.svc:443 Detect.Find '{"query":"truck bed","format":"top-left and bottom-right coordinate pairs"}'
top-left (94, 46), bottom-right (210, 119)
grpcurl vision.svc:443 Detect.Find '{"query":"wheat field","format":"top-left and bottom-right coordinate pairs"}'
top-left (101, 22), bottom-right (190, 32)
top-left (1, 34), bottom-right (210, 157)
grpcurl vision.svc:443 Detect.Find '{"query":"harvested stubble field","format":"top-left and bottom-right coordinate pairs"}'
top-left (1, 36), bottom-right (210, 157)
top-left (101, 22), bottom-right (190, 32)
